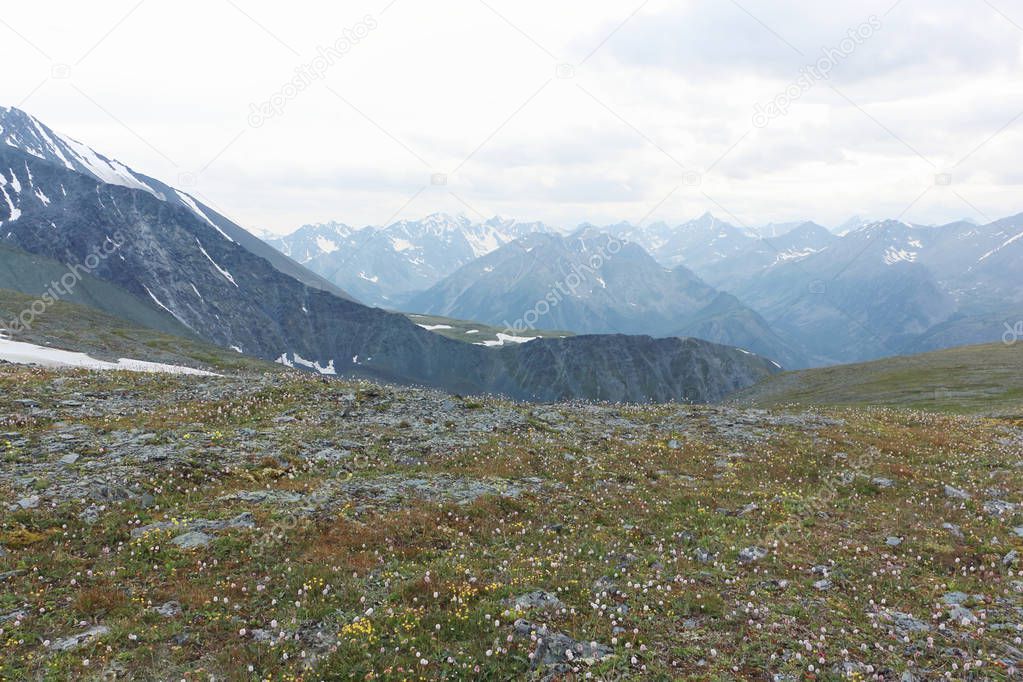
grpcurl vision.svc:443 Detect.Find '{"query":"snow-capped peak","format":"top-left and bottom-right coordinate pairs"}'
top-left (0, 106), bottom-right (164, 200)
top-left (0, 106), bottom-right (243, 246)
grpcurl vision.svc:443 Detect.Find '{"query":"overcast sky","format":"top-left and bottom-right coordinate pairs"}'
top-left (4, 0), bottom-right (1023, 233)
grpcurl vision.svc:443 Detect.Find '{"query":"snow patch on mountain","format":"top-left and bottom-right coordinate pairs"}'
top-left (977, 229), bottom-right (1023, 262)
top-left (0, 337), bottom-right (217, 376)
top-left (176, 191), bottom-right (235, 243)
top-left (475, 332), bottom-right (538, 347)
top-left (315, 236), bottom-right (338, 254)
top-left (195, 239), bottom-right (238, 287)
top-left (60, 135), bottom-right (160, 196)
top-left (883, 247), bottom-right (918, 265)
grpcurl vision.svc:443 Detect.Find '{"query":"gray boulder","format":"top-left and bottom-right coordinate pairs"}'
top-left (512, 619), bottom-right (613, 670)
top-left (738, 546), bottom-right (768, 563)
top-left (943, 485), bottom-right (971, 500)
top-left (48, 625), bottom-right (109, 652)
top-left (171, 531), bottom-right (213, 549)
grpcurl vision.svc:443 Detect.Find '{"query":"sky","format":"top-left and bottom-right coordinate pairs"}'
top-left (3, 0), bottom-right (1023, 234)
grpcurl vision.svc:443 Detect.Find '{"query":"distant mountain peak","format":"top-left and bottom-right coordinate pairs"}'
top-left (266, 214), bottom-right (558, 306)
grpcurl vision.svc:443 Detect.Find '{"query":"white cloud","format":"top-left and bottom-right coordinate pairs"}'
top-left (2, 0), bottom-right (1022, 233)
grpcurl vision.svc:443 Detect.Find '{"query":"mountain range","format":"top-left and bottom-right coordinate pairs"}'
top-left (0, 106), bottom-right (777, 402)
top-left (405, 229), bottom-right (801, 368)
top-left (266, 215), bottom-right (552, 307)
top-left (269, 204), bottom-right (1023, 369)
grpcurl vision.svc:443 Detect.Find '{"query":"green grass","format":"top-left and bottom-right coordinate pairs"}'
top-left (732, 341), bottom-right (1023, 416)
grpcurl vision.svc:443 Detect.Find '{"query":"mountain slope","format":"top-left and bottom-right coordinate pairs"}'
top-left (0, 106), bottom-right (352, 301)
top-left (408, 230), bottom-right (804, 367)
top-left (725, 218), bottom-right (1023, 364)
top-left (0, 107), bottom-right (776, 403)
top-left (731, 341), bottom-right (1023, 416)
top-left (695, 221), bottom-right (838, 288)
top-left (0, 242), bottom-right (193, 338)
top-left (0, 287), bottom-right (276, 374)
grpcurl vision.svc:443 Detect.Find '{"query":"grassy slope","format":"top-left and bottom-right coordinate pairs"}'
top-left (0, 242), bottom-right (193, 337)
top-left (1, 369), bottom-right (1021, 680)
top-left (731, 341), bottom-right (1023, 416)
top-left (0, 288), bottom-right (278, 374)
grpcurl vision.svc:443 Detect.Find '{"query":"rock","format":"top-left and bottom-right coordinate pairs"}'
top-left (78, 505), bottom-right (100, 525)
top-left (886, 536), bottom-right (903, 547)
top-left (59, 453), bottom-right (80, 466)
top-left (694, 548), bottom-right (712, 564)
top-left (880, 610), bottom-right (930, 636)
top-left (942, 592), bottom-right (969, 605)
top-left (16, 495), bottom-right (40, 510)
top-left (1004, 550), bottom-right (1019, 566)
top-left (155, 601), bottom-right (182, 618)
top-left (513, 591), bottom-right (565, 612)
top-left (667, 439), bottom-right (681, 450)
top-left (309, 448), bottom-right (351, 463)
top-left (249, 628), bottom-right (272, 642)
top-left (88, 482), bottom-right (134, 502)
top-left (813, 579), bottom-right (833, 591)
top-left (224, 512), bottom-right (256, 530)
top-left (171, 531), bottom-right (213, 549)
top-left (131, 512), bottom-right (256, 539)
top-left (512, 619), bottom-right (613, 670)
top-left (949, 605), bottom-right (976, 624)
top-left (1014, 526), bottom-right (1023, 538)
top-left (140, 493), bottom-right (156, 509)
top-left (737, 503), bottom-right (759, 517)
top-left (48, 625), bottom-right (110, 652)
top-left (0, 609), bottom-right (27, 623)
top-left (834, 662), bottom-right (872, 676)
top-left (983, 500), bottom-right (1017, 516)
top-left (223, 490), bottom-right (304, 505)
top-left (738, 546), bottom-right (767, 563)
top-left (942, 522), bottom-right (963, 538)
top-left (872, 477), bottom-right (894, 489)
top-left (944, 485), bottom-right (971, 500)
